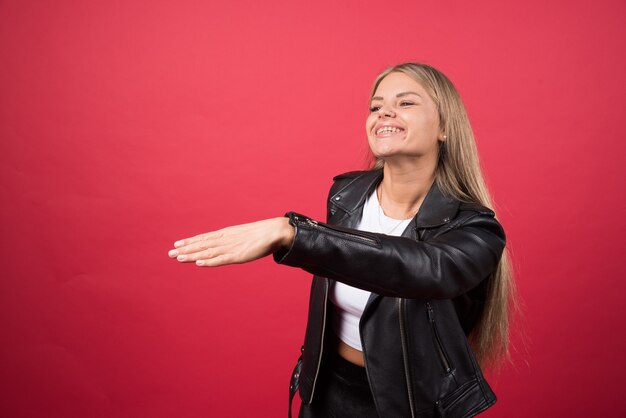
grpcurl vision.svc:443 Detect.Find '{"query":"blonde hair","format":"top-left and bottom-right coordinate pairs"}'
top-left (370, 63), bottom-right (516, 368)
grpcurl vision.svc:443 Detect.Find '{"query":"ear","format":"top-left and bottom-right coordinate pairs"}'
top-left (439, 133), bottom-right (447, 142)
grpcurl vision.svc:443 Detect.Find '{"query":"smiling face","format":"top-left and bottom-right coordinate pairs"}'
top-left (366, 72), bottom-right (444, 165)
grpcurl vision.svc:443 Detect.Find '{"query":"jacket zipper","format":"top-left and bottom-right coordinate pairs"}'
top-left (296, 216), bottom-right (379, 247)
top-left (399, 298), bottom-right (417, 418)
top-left (425, 302), bottom-right (452, 374)
top-left (308, 278), bottom-right (329, 403)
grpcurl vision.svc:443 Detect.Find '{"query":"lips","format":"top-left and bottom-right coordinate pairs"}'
top-left (374, 123), bottom-right (405, 136)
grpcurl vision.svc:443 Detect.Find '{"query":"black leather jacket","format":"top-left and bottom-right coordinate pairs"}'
top-left (274, 169), bottom-right (505, 418)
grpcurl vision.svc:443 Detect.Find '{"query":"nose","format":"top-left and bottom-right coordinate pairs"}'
top-left (379, 106), bottom-right (396, 118)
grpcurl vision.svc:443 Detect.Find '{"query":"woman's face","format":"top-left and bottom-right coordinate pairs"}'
top-left (366, 72), bottom-right (444, 164)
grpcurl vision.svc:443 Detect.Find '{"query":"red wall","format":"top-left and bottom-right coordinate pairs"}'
top-left (1, 0), bottom-right (625, 417)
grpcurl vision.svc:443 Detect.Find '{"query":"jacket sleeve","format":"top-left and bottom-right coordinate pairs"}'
top-left (273, 211), bottom-right (505, 299)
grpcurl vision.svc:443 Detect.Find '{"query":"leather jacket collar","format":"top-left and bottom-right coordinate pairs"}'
top-left (328, 169), bottom-right (460, 229)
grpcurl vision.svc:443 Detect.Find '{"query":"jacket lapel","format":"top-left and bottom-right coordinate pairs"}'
top-left (328, 169), bottom-right (460, 231)
top-left (328, 169), bottom-right (382, 228)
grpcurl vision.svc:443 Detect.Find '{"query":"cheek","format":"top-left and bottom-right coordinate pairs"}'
top-left (425, 110), bottom-right (441, 134)
top-left (365, 115), bottom-right (377, 135)
top-left (365, 120), bottom-right (378, 150)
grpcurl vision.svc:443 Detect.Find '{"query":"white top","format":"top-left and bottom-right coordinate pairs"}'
top-left (329, 189), bottom-right (413, 351)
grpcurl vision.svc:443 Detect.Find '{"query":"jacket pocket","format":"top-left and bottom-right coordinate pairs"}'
top-left (425, 302), bottom-right (453, 374)
top-left (438, 378), bottom-right (496, 418)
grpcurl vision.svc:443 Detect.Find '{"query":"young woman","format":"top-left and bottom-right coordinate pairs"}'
top-left (168, 63), bottom-right (514, 418)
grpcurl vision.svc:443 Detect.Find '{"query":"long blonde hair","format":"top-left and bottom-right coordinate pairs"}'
top-left (370, 63), bottom-right (516, 368)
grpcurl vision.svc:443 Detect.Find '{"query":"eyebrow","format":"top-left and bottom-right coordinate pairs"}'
top-left (371, 91), bottom-right (423, 101)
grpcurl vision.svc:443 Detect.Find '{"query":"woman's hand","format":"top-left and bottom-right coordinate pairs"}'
top-left (168, 217), bottom-right (295, 267)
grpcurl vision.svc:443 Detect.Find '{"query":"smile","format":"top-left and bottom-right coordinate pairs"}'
top-left (376, 126), bottom-right (404, 135)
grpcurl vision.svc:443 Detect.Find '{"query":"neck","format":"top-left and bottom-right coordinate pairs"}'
top-left (378, 159), bottom-right (436, 219)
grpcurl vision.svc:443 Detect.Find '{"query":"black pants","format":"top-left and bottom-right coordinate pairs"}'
top-left (298, 353), bottom-right (378, 418)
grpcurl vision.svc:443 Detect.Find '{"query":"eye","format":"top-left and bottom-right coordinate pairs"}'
top-left (399, 101), bottom-right (414, 107)
top-left (369, 105), bottom-right (381, 113)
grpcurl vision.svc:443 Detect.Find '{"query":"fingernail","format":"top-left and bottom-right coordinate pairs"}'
top-left (168, 250), bottom-right (178, 257)
top-left (196, 260), bottom-right (204, 266)
top-left (177, 255), bottom-right (187, 262)
top-left (174, 240), bottom-right (184, 247)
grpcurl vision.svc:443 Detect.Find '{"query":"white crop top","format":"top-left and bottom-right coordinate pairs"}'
top-left (329, 189), bottom-right (412, 351)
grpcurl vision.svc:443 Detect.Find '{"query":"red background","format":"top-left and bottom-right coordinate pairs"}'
top-left (1, 0), bottom-right (625, 417)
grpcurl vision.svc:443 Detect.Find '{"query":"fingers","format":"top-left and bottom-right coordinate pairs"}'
top-left (196, 254), bottom-right (234, 267)
top-left (173, 231), bottom-right (222, 248)
top-left (169, 230), bottom-right (226, 258)
top-left (169, 240), bottom-right (210, 258)
top-left (169, 238), bottom-right (221, 261)
top-left (171, 245), bottom-right (230, 264)
top-left (168, 218), bottom-right (288, 268)
top-left (169, 222), bottom-right (256, 257)
top-left (168, 230), bottom-right (239, 264)
top-left (171, 223), bottom-right (255, 250)
top-left (176, 247), bottom-right (218, 263)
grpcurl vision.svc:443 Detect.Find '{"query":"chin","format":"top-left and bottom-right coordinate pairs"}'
top-left (372, 148), bottom-right (398, 159)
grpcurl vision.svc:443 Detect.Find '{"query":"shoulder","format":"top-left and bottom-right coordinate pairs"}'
top-left (457, 201), bottom-right (496, 217)
top-left (328, 170), bottom-right (375, 194)
top-left (324, 170), bottom-right (382, 219)
top-left (329, 170), bottom-right (382, 204)
top-left (332, 170), bottom-right (371, 182)
top-left (331, 169), bottom-right (382, 187)
top-left (328, 171), bottom-right (368, 205)
top-left (450, 201), bottom-right (505, 243)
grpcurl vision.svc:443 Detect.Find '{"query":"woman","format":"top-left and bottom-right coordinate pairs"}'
top-left (168, 63), bottom-right (514, 418)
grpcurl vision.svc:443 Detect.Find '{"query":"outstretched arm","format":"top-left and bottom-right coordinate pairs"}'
top-left (168, 209), bottom-right (504, 300)
top-left (168, 217), bottom-right (295, 267)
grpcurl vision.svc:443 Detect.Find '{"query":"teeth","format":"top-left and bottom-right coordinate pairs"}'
top-left (376, 126), bottom-right (402, 134)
